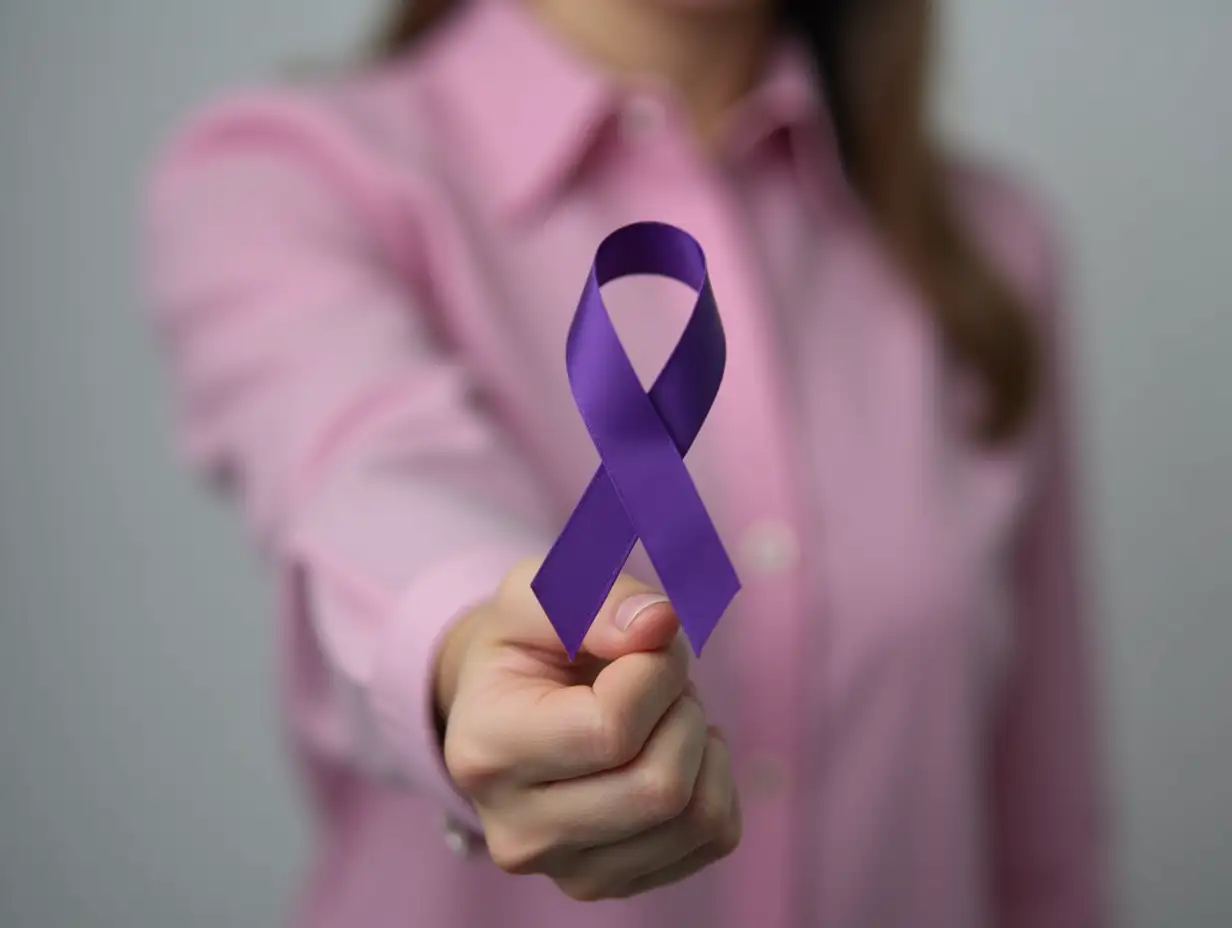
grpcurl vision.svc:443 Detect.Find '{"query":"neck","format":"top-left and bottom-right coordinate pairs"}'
top-left (525, 0), bottom-right (775, 144)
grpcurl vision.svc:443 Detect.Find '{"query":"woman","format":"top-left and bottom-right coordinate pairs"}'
top-left (145, 0), bottom-right (1108, 925)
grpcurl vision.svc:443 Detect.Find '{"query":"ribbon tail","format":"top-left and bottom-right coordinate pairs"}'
top-left (532, 466), bottom-right (637, 659)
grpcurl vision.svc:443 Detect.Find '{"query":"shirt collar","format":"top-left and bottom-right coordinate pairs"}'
top-left (418, 0), bottom-right (842, 219)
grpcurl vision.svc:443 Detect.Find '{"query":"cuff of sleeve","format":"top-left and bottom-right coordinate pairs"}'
top-left (367, 545), bottom-right (540, 834)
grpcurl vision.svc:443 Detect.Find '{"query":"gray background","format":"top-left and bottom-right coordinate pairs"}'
top-left (1, 1), bottom-right (1228, 925)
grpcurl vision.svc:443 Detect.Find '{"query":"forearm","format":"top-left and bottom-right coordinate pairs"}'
top-left (144, 91), bottom-right (553, 818)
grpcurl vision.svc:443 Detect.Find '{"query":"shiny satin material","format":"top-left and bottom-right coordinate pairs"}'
top-left (532, 222), bottom-right (741, 657)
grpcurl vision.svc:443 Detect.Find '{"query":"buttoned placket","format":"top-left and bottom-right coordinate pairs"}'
top-left (661, 146), bottom-right (814, 928)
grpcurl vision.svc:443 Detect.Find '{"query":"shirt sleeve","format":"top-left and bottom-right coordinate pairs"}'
top-left (143, 92), bottom-right (553, 831)
top-left (991, 211), bottom-right (1112, 927)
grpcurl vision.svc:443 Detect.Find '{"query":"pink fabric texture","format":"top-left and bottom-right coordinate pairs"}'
top-left (143, 1), bottom-right (1108, 925)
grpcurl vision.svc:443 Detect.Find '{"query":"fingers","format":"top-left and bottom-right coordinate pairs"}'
top-left (515, 693), bottom-right (711, 848)
top-left (449, 558), bottom-right (692, 785)
top-left (612, 793), bottom-right (741, 899)
top-left (490, 558), bottom-right (682, 660)
top-left (579, 726), bottom-right (735, 866)
top-left (448, 556), bottom-right (741, 897)
top-left (546, 733), bottom-right (742, 902)
top-left (576, 588), bottom-right (680, 661)
top-left (450, 635), bottom-right (692, 787)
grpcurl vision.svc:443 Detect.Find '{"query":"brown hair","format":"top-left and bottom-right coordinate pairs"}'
top-left (374, 0), bottom-right (1038, 443)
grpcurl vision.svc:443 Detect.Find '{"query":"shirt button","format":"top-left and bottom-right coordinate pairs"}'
top-left (744, 755), bottom-right (790, 800)
top-left (441, 815), bottom-right (474, 859)
top-left (741, 520), bottom-right (800, 577)
top-left (620, 95), bottom-right (669, 141)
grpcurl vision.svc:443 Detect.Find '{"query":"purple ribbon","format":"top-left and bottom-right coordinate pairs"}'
top-left (531, 222), bottom-right (741, 659)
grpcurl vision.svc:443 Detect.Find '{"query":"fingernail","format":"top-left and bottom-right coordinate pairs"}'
top-left (615, 592), bottom-right (670, 632)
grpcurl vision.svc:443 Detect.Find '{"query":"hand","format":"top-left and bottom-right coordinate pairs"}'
top-left (433, 558), bottom-right (741, 901)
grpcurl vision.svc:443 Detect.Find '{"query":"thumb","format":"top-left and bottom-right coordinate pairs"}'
top-left (579, 579), bottom-right (679, 661)
top-left (492, 558), bottom-right (679, 659)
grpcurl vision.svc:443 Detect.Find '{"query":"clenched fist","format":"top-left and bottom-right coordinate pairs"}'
top-left (433, 558), bottom-right (741, 901)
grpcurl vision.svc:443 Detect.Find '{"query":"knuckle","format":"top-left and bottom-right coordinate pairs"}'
top-left (717, 822), bottom-right (742, 857)
top-left (691, 788), bottom-right (729, 837)
top-left (486, 828), bottom-right (548, 876)
top-left (587, 710), bottom-right (639, 768)
top-left (498, 557), bottom-right (542, 604)
top-left (637, 765), bottom-right (693, 820)
top-left (558, 879), bottom-right (609, 903)
top-left (465, 601), bottom-right (499, 634)
top-left (716, 803), bottom-right (743, 857)
top-left (442, 733), bottom-right (501, 795)
top-left (667, 637), bottom-right (693, 675)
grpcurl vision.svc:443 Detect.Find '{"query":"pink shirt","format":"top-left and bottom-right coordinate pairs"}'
top-left (144, 1), bottom-right (1107, 925)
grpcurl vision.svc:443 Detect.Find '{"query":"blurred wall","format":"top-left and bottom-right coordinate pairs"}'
top-left (0, 1), bottom-right (1228, 926)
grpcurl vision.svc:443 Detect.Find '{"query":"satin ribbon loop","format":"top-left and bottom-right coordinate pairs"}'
top-left (531, 222), bottom-right (741, 658)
